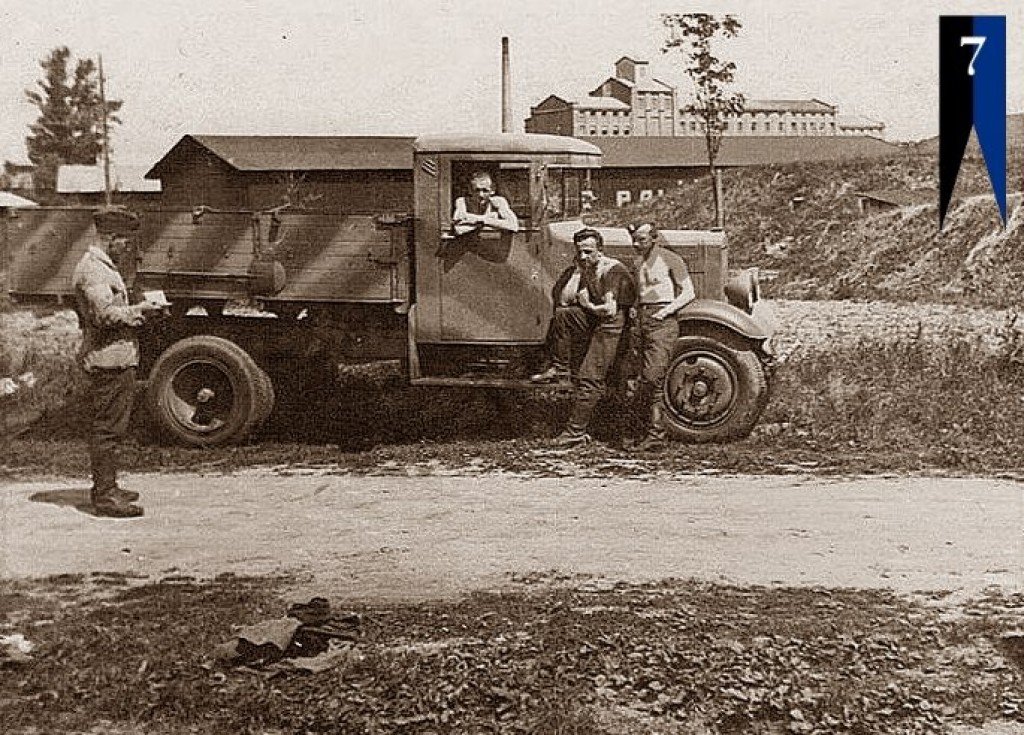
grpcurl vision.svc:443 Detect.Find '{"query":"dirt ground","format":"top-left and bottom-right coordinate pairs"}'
top-left (2, 468), bottom-right (1021, 605)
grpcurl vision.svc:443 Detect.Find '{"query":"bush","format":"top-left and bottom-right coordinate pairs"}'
top-left (764, 327), bottom-right (1024, 467)
top-left (0, 309), bottom-right (85, 438)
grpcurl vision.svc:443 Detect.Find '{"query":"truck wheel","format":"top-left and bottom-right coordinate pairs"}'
top-left (660, 336), bottom-right (768, 443)
top-left (146, 335), bottom-right (274, 447)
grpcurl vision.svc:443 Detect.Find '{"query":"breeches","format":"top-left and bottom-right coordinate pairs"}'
top-left (87, 367), bottom-right (136, 465)
top-left (637, 311), bottom-right (679, 394)
top-left (549, 306), bottom-right (624, 431)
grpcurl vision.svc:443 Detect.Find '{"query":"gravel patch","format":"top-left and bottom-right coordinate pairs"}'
top-left (767, 298), bottom-right (1019, 358)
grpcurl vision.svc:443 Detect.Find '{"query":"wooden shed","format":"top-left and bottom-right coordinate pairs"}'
top-left (854, 189), bottom-right (935, 215)
top-left (145, 135), bottom-right (415, 212)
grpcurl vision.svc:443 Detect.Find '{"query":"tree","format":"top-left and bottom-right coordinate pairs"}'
top-left (23, 46), bottom-right (122, 193)
top-left (662, 13), bottom-right (745, 228)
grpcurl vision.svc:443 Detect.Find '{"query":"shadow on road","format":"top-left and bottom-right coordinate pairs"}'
top-left (28, 487), bottom-right (101, 516)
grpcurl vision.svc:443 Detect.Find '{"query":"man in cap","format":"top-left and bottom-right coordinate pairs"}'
top-left (530, 227), bottom-right (636, 446)
top-left (71, 206), bottom-right (162, 517)
top-left (628, 222), bottom-right (695, 450)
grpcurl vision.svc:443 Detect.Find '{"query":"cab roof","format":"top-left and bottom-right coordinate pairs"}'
top-left (413, 132), bottom-right (602, 160)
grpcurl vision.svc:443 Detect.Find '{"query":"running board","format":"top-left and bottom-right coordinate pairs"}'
top-left (410, 376), bottom-right (572, 390)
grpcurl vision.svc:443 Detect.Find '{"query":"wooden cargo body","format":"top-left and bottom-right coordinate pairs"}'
top-left (4, 207), bottom-right (411, 308)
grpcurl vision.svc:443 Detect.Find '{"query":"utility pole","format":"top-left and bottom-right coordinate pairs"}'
top-left (98, 54), bottom-right (112, 206)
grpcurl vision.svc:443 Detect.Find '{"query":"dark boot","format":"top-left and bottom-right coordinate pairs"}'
top-left (112, 486), bottom-right (141, 504)
top-left (89, 453), bottom-right (118, 506)
top-left (93, 500), bottom-right (144, 518)
top-left (91, 455), bottom-right (143, 518)
top-left (636, 403), bottom-right (667, 452)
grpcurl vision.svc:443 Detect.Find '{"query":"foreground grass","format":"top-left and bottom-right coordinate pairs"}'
top-left (1, 575), bottom-right (1022, 734)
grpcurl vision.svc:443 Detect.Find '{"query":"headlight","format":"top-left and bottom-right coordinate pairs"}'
top-left (724, 267), bottom-right (760, 314)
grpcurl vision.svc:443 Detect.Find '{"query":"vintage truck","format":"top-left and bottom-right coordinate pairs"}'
top-left (4, 132), bottom-right (774, 447)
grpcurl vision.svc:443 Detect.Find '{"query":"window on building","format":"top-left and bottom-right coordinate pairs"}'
top-left (612, 127), bottom-right (619, 135)
top-left (589, 126), bottom-right (597, 135)
top-left (737, 122), bottom-right (744, 132)
top-left (751, 122), bottom-right (758, 132)
top-left (778, 122), bottom-right (784, 133)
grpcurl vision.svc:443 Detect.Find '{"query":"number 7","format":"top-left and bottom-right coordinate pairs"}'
top-left (961, 35), bottom-right (986, 76)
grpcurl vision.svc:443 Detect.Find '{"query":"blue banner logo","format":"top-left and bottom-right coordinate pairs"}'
top-left (939, 15), bottom-right (1007, 229)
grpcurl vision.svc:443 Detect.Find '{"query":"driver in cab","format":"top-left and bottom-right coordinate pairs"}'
top-left (451, 171), bottom-right (519, 236)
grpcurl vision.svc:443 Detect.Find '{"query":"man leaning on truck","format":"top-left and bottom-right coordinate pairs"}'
top-left (530, 227), bottom-right (636, 446)
top-left (628, 222), bottom-right (695, 450)
top-left (72, 206), bottom-right (163, 518)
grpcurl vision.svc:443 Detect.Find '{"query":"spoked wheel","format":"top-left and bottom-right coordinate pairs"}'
top-left (146, 335), bottom-right (274, 447)
top-left (660, 336), bottom-right (768, 443)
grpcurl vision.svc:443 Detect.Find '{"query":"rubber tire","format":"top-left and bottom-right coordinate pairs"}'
top-left (146, 335), bottom-right (274, 447)
top-left (253, 366), bottom-right (276, 426)
top-left (659, 335), bottom-right (768, 443)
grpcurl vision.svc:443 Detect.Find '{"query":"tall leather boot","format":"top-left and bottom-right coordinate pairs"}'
top-left (637, 402), bottom-right (667, 451)
top-left (91, 454), bottom-right (143, 518)
top-left (89, 453), bottom-right (117, 506)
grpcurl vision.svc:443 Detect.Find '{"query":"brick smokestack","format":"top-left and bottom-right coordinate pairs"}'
top-left (501, 36), bottom-right (511, 133)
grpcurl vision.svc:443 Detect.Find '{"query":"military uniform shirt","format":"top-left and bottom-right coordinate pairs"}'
top-left (71, 245), bottom-right (145, 372)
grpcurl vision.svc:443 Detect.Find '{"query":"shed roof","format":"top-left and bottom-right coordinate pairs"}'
top-left (854, 189), bottom-right (934, 207)
top-left (413, 133), bottom-right (601, 158)
top-left (0, 191), bottom-right (38, 207)
top-left (58, 164), bottom-right (162, 193)
top-left (146, 135), bottom-right (416, 178)
top-left (583, 135), bottom-right (900, 168)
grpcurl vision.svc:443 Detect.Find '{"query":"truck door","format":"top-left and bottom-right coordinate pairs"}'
top-left (435, 161), bottom-right (546, 343)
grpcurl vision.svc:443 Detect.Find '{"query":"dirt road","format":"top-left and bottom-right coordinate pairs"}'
top-left (1, 470), bottom-right (1021, 601)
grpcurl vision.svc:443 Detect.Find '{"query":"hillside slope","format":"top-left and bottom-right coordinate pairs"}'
top-left (601, 139), bottom-right (1024, 308)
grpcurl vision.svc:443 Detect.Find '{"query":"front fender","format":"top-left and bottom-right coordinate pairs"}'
top-left (675, 299), bottom-right (774, 341)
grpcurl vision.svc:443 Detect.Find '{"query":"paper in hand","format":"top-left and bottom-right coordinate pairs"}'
top-left (143, 289), bottom-right (171, 307)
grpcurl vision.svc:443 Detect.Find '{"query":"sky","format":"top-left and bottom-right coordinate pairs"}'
top-left (1, 0), bottom-right (1022, 167)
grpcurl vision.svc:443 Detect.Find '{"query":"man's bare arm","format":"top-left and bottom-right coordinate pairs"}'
top-left (653, 257), bottom-right (696, 320)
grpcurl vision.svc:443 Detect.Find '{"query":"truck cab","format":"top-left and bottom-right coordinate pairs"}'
top-left (409, 133), bottom-right (602, 385)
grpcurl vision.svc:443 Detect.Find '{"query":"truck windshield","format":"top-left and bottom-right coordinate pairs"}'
top-left (543, 168), bottom-right (584, 221)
